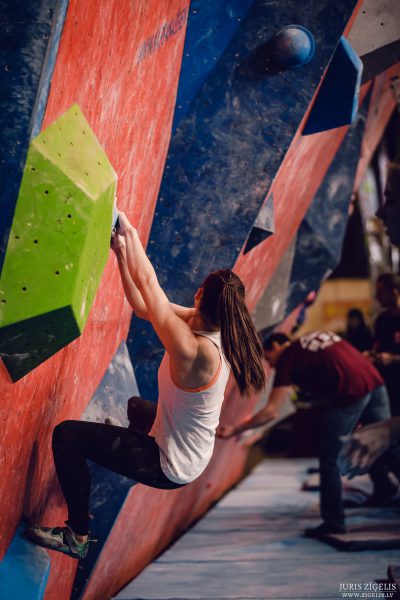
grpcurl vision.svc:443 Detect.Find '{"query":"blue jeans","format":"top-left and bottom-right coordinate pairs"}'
top-left (319, 385), bottom-right (400, 526)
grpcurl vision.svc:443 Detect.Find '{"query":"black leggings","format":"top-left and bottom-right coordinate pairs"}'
top-left (52, 398), bottom-right (184, 535)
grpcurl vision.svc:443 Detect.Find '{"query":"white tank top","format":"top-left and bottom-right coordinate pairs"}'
top-left (152, 330), bottom-right (230, 484)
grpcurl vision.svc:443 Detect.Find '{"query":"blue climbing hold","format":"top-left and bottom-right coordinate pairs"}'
top-left (303, 36), bottom-right (363, 135)
top-left (271, 25), bottom-right (316, 69)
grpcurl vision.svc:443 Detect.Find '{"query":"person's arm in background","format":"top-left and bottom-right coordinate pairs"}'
top-left (338, 417), bottom-right (400, 478)
top-left (217, 386), bottom-right (292, 438)
top-left (111, 230), bottom-right (195, 323)
top-left (375, 352), bottom-right (400, 366)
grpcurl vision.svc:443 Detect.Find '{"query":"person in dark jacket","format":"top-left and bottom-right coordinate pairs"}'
top-left (372, 273), bottom-right (400, 416)
top-left (344, 308), bottom-right (373, 353)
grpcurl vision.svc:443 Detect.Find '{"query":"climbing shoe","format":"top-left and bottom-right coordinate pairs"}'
top-left (25, 523), bottom-right (90, 559)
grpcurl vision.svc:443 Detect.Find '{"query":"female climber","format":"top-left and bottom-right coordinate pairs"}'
top-left (26, 211), bottom-right (265, 558)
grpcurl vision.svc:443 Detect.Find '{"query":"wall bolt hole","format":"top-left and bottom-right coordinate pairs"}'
top-left (33, 240), bottom-right (38, 244)
top-left (22, 287), bottom-right (27, 292)
top-left (55, 271), bottom-right (60, 275)
top-left (67, 214), bottom-right (72, 218)
top-left (44, 190), bottom-right (49, 195)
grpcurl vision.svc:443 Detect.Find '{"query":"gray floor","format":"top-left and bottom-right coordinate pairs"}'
top-left (114, 459), bottom-right (400, 600)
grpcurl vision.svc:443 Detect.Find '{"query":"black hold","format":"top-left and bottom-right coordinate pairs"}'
top-left (243, 194), bottom-right (275, 254)
top-left (243, 227), bottom-right (273, 254)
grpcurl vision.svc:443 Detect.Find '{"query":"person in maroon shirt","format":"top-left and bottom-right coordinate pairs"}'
top-left (218, 330), bottom-right (400, 538)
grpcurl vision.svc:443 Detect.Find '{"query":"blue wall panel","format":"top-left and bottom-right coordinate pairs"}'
top-left (286, 96), bottom-right (370, 315)
top-left (0, 520), bottom-right (50, 600)
top-left (128, 0), bottom-right (359, 400)
top-left (172, 0), bottom-right (255, 132)
top-left (0, 0), bottom-right (69, 272)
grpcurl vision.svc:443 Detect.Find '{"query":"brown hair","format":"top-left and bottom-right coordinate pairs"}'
top-left (199, 269), bottom-right (265, 395)
top-left (263, 332), bottom-right (290, 351)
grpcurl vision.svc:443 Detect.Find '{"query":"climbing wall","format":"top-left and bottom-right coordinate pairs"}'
top-left (0, 1), bottom-right (190, 599)
top-left (84, 2), bottom-right (365, 599)
top-left (3, 1), bottom-right (399, 599)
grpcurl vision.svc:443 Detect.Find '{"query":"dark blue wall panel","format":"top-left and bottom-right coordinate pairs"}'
top-left (286, 96), bottom-right (370, 315)
top-left (128, 0), bottom-right (359, 399)
top-left (172, 0), bottom-right (255, 132)
top-left (0, 0), bottom-right (69, 272)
